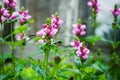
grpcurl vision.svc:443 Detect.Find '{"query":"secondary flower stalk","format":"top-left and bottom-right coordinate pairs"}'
top-left (70, 19), bottom-right (90, 60)
top-left (111, 4), bottom-right (120, 42)
top-left (88, 0), bottom-right (100, 35)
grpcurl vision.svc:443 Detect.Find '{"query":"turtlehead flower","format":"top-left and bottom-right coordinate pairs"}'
top-left (1, 16), bottom-right (6, 23)
top-left (110, 8), bottom-right (120, 16)
top-left (70, 40), bottom-right (82, 49)
top-left (76, 45), bottom-right (90, 59)
top-left (70, 40), bottom-right (90, 60)
top-left (72, 23), bottom-right (86, 36)
top-left (51, 14), bottom-right (63, 30)
top-left (16, 33), bottom-right (29, 41)
top-left (36, 29), bottom-right (46, 38)
top-left (88, 0), bottom-right (100, 13)
top-left (49, 28), bottom-right (58, 37)
top-left (9, 12), bottom-right (19, 20)
top-left (0, 7), bottom-right (10, 23)
top-left (3, 0), bottom-right (16, 9)
top-left (16, 33), bottom-right (24, 41)
top-left (38, 39), bottom-right (46, 44)
top-left (36, 14), bottom-right (63, 45)
top-left (19, 10), bottom-right (31, 24)
top-left (36, 14), bottom-right (63, 44)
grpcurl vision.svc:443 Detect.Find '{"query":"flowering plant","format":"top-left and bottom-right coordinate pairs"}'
top-left (0, 0), bottom-right (120, 80)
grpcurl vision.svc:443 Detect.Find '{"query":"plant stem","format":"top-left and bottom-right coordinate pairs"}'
top-left (0, 23), bottom-right (4, 73)
top-left (20, 45), bottom-right (24, 59)
top-left (91, 8), bottom-right (97, 35)
top-left (114, 29), bottom-right (117, 42)
top-left (44, 38), bottom-right (51, 79)
top-left (44, 48), bottom-right (49, 74)
top-left (10, 22), bottom-right (15, 73)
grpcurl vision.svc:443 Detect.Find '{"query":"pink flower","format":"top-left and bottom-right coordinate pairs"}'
top-left (25, 37), bottom-right (30, 42)
top-left (36, 29), bottom-right (46, 38)
top-left (88, 1), bottom-right (94, 7)
top-left (9, 12), bottom-right (19, 20)
top-left (87, 0), bottom-right (100, 13)
top-left (38, 39), bottom-right (46, 44)
top-left (19, 10), bottom-right (31, 24)
top-left (3, 9), bottom-right (10, 17)
top-left (43, 27), bottom-right (58, 38)
top-left (76, 45), bottom-right (90, 59)
top-left (70, 40), bottom-right (82, 49)
top-left (43, 28), bottom-right (50, 34)
top-left (72, 24), bottom-right (86, 36)
top-left (16, 33), bottom-right (29, 41)
top-left (19, 18), bottom-right (26, 23)
top-left (36, 14), bottom-right (63, 44)
top-left (49, 28), bottom-right (58, 37)
top-left (1, 16), bottom-right (6, 23)
top-left (110, 8), bottom-right (120, 17)
top-left (51, 14), bottom-right (63, 30)
top-left (70, 40), bottom-right (90, 60)
top-left (3, 0), bottom-right (16, 8)
top-left (16, 33), bottom-right (24, 41)
top-left (42, 24), bottom-right (47, 28)
top-left (0, 8), bottom-right (10, 23)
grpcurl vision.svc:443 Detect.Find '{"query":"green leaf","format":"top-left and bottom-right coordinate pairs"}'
top-left (14, 25), bottom-right (30, 34)
top-left (113, 41), bottom-right (120, 49)
top-left (15, 59), bottom-right (27, 73)
top-left (0, 37), bottom-right (4, 43)
top-left (61, 68), bottom-right (81, 75)
top-left (89, 61), bottom-right (109, 72)
top-left (28, 58), bottom-right (46, 78)
top-left (98, 73), bottom-right (107, 80)
top-left (34, 66), bottom-right (46, 78)
top-left (85, 36), bottom-right (101, 45)
top-left (0, 74), bottom-right (9, 80)
top-left (27, 19), bottom-right (35, 24)
top-left (89, 62), bottom-right (103, 72)
top-left (21, 67), bottom-right (38, 78)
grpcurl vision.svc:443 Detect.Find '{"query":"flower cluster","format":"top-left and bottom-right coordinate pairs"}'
top-left (110, 5), bottom-right (120, 17)
top-left (72, 23), bottom-right (86, 36)
top-left (0, 7), bottom-right (10, 23)
top-left (87, 0), bottom-right (100, 13)
top-left (70, 40), bottom-right (90, 59)
top-left (1, 1), bottom-right (31, 24)
top-left (3, 0), bottom-right (16, 9)
top-left (9, 12), bottom-right (19, 20)
top-left (36, 14), bottom-right (63, 44)
top-left (16, 33), bottom-right (29, 41)
top-left (19, 9), bottom-right (31, 24)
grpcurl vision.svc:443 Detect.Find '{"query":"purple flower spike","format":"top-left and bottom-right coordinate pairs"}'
top-left (88, 0), bottom-right (100, 13)
top-left (110, 8), bottom-right (120, 17)
top-left (3, 0), bottom-right (16, 9)
top-left (70, 40), bottom-right (90, 60)
top-left (72, 24), bottom-right (86, 36)
top-left (19, 10), bottom-right (31, 24)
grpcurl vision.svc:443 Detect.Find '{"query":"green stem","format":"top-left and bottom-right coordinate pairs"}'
top-left (92, 9), bottom-right (97, 35)
top-left (44, 39), bottom-right (51, 80)
top-left (20, 45), bottom-right (24, 59)
top-left (114, 29), bottom-right (117, 42)
top-left (0, 23), bottom-right (4, 73)
top-left (44, 49), bottom-right (49, 74)
top-left (10, 22), bottom-right (15, 73)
